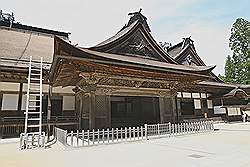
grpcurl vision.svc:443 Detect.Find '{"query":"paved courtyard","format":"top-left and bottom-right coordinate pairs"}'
top-left (0, 122), bottom-right (250, 167)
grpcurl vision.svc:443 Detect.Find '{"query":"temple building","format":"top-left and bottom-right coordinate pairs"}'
top-left (0, 10), bottom-right (249, 137)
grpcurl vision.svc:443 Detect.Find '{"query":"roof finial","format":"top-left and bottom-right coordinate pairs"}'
top-left (126, 8), bottom-right (151, 32)
top-left (128, 8), bottom-right (142, 16)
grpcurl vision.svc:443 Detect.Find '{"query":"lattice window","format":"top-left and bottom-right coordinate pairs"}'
top-left (95, 95), bottom-right (107, 116)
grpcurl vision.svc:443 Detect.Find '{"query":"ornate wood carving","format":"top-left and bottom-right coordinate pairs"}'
top-left (109, 30), bottom-right (162, 61)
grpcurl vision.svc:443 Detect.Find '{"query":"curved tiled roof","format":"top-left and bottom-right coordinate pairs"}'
top-left (95, 21), bottom-right (138, 47)
top-left (79, 47), bottom-right (215, 73)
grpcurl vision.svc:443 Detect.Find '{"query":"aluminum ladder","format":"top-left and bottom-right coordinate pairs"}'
top-left (20, 56), bottom-right (45, 149)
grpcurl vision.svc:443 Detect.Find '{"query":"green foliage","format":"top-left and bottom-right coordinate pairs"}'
top-left (221, 18), bottom-right (250, 84)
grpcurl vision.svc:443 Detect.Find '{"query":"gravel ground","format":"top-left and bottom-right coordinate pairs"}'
top-left (0, 122), bottom-right (250, 167)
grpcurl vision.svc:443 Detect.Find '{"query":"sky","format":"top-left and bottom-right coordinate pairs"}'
top-left (1, 0), bottom-right (250, 75)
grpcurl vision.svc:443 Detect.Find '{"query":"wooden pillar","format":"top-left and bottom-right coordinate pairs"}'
top-left (17, 83), bottom-right (23, 111)
top-left (106, 95), bottom-right (111, 127)
top-left (47, 85), bottom-right (52, 140)
top-left (159, 97), bottom-right (165, 123)
top-left (89, 92), bottom-right (96, 129)
top-left (171, 95), bottom-right (177, 123)
top-left (0, 91), bottom-right (3, 111)
top-left (78, 94), bottom-right (83, 130)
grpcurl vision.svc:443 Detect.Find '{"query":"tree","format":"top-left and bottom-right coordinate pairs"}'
top-left (222, 55), bottom-right (236, 83)
top-left (221, 18), bottom-right (250, 84)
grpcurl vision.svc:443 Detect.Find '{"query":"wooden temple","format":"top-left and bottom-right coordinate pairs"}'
top-left (0, 10), bottom-right (249, 137)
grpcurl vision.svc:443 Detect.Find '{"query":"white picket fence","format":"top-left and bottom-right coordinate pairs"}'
top-left (55, 120), bottom-right (214, 147)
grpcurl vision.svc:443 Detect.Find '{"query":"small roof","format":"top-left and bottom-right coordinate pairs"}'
top-left (167, 42), bottom-right (183, 59)
top-left (0, 26), bottom-right (54, 68)
top-left (0, 20), bottom-right (69, 39)
top-left (222, 88), bottom-right (248, 98)
top-left (199, 81), bottom-right (238, 88)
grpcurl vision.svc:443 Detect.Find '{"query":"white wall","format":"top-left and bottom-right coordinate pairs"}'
top-left (63, 96), bottom-right (75, 110)
top-left (194, 99), bottom-right (201, 109)
top-left (2, 94), bottom-right (19, 110)
top-left (214, 106), bottom-right (226, 114)
top-left (228, 108), bottom-right (241, 116)
top-left (0, 82), bottom-right (19, 91)
top-left (207, 100), bottom-right (213, 109)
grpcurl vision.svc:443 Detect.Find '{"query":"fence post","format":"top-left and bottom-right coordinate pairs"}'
top-left (180, 123), bottom-right (183, 134)
top-left (116, 128), bottom-right (118, 142)
top-left (63, 130), bottom-right (68, 144)
top-left (97, 129), bottom-right (100, 144)
top-left (70, 131), bottom-right (73, 146)
top-left (137, 127), bottom-right (139, 140)
top-left (184, 123), bottom-right (186, 134)
top-left (200, 121), bottom-right (203, 132)
top-left (125, 127), bottom-right (127, 141)
top-left (207, 121), bottom-right (210, 131)
top-left (211, 121), bottom-right (214, 131)
top-left (175, 124), bottom-right (177, 136)
top-left (133, 127), bottom-right (136, 140)
top-left (178, 123), bottom-right (180, 134)
top-left (202, 121), bottom-right (205, 132)
top-left (107, 128), bottom-right (109, 143)
top-left (121, 127), bottom-right (123, 141)
top-left (157, 123), bottom-right (160, 136)
top-left (144, 124), bottom-right (148, 140)
top-left (141, 126), bottom-right (143, 139)
top-left (87, 130), bottom-right (90, 145)
top-left (129, 127), bottom-right (131, 140)
top-left (82, 130), bottom-right (84, 146)
top-left (206, 121), bottom-right (208, 131)
top-left (171, 124), bottom-right (174, 136)
top-left (102, 129), bottom-right (105, 143)
top-left (76, 130), bottom-right (79, 146)
top-left (111, 128), bottom-right (114, 142)
top-left (92, 129), bottom-right (95, 145)
top-left (168, 122), bottom-right (171, 137)
top-left (192, 122), bottom-right (195, 133)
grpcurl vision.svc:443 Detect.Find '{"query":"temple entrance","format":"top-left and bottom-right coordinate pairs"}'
top-left (111, 96), bottom-right (160, 128)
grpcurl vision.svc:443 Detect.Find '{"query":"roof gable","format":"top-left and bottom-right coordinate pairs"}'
top-left (90, 11), bottom-right (177, 64)
top-left (168, 38), bottom-right (223, 83)
top-left (176, 45), bottom-right (206, 66)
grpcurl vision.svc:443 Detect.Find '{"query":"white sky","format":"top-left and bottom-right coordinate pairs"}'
top-left (2, 0), bottom-right (249, 75)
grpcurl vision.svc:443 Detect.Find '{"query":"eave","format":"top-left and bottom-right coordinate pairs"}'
top-left (50, 37), bottom-right (215, 87)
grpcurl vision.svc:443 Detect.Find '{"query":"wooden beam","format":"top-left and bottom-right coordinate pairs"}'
top-left (17, 83), bottom-right (23, 111)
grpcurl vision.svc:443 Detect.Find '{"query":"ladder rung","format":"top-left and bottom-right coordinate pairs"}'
top-left (30, 78), bottom-right (40, 81)
top-left (29, 105), bottom-right (40, 108)
top-left (31, 73), bottom-right (41, 76)
top-left (31, 63), bottom-right (42, 66)
top-left (28, 118), bottom-right (40, 121)
top-left (29, 99), bottom-right (40, 102)
top-left (30, 83), bottom-right (40, 86)
top-left (25, 112), bottom-right (41, 114)
top-left (27, 125), bottom-right (40, 128)
top-left (31, 69), bottom-right (41, 72)
top-left (29, 93), bottom-right (42, 96)
top-left (29, 88), bottom-right (40, 91)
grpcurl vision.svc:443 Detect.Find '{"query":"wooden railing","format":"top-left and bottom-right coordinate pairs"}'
top-left (0, 116), bottom-right (79, 138)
